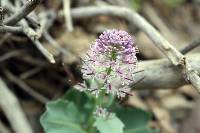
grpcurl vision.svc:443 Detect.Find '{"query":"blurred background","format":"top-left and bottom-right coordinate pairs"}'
top-left (1, 0), bottom-right (200, 133)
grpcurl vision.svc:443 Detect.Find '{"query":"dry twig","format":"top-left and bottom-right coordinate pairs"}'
top-left (0, 25), bottom-right (23, 33)
top-left (0, 7), bottom-right (3, 25)
top-left (180, 38), bottom-right (200, 54)
top-left (5, 71), bottom-right (49, 104)
top-left (1, 0), bottom-right (55, 63)
top-left (0, 50), bottom-right (22, 62)
top-left (63, 0), bottom-right (73, 32)
top-left (0, 77), bottom-right (33, 133)
top-left (0, 120), bottom-right (11, 133)
top-left (4, 0), bottom-right (41, 26)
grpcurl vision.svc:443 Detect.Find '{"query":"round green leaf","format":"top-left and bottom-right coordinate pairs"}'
top-left (40, 99), bottom-right (87, 133)
top-left (116, 107), bottom-right (151, 130)
top-left (114, 105), bottom-right (159, 133)
top-left (62, 88), bottom-right (96, 122)
top-left (94, 114), bottom-right (124, 133)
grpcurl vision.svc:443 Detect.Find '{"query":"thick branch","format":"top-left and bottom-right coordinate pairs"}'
top-left (132, 54), bottom-right (200, 90)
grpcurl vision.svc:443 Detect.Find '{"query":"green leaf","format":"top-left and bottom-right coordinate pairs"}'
top-left (114, 105), bottom-right (159, 133)
top-left (116, 107), bottom-right (151, 130)
top-left (41, 88), bottom-right (159, 133)
top-left (63, 88), bottom-right (96, 122)
top-left (40, 99), bottom-right (87, 133)
top-left (94, 114), bottom-right (124, 133)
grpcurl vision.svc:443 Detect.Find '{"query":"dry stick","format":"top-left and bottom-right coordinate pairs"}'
top-left (41, 11), bottom-right (75, 57)
top-left (4, 0), bottom-right (41, 26)
top-left (5, 71), bottom-right (49, 104)
top-left (0, 25), bottom-right (23, 33)
top-left (25, 16), bottom-right (40, 28)
top-left (23, 12), bottom-right (55, 63)
top-left (0, 6), bottom-right (3, 25)
top-left (34, 39), bottom-right (55, 63)
top-left (180, 38), bottom-right (200, 54)
top-left (37, 11), bottom-right (56, 39)
top-left (71, 6), bottom-right (200, 93)
top-left (18, 55), bottom-right (49, 67)
top-left (131, 54), bottom-right (200, 89)
top-left (0, 120), bottom-right (11, 133)
top-left (20, 67), bottom-right (42, 79)
top-left (3, 1), bottom-right (55, 63)
top-left (23, 25), bottom-right (55, 63)
top-left (40, 9), bottom-right (77, 60)
top-left (2, 1), bottom-right (40, 29)
top-left (44, 31), bottom-right (70, 55)
top-left (0, 77), bottom-right (33, 133)
top-left (0, 33), bottom-right (11, 46)
top-left (0, 50), bottom-right (22, 62)
top-left (63, 0), bottom-right (73, 32)
top-left (34, 12), bottom-right (50, 39)
top-left (143, 3), bottom-right (175, 42)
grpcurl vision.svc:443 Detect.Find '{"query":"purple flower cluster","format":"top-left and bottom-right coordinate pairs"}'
top-left (80, 29), bottom-right (138, 98)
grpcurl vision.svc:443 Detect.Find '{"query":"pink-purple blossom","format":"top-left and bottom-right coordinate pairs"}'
top-left (79, 29), bottom-right (138, 98)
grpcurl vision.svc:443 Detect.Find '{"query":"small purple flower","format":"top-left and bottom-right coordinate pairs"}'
top-left (94, 106), bottom-right (111, 118)
top-left (80, 29), bottom-right (138, 98)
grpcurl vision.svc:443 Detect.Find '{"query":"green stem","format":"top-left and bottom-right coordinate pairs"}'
top-left (87, 80), bottom-right (115, 132)
top-left (87, 90), bottom-right (102, 132)
top-left (106, 94), bottom-right (115, 108)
